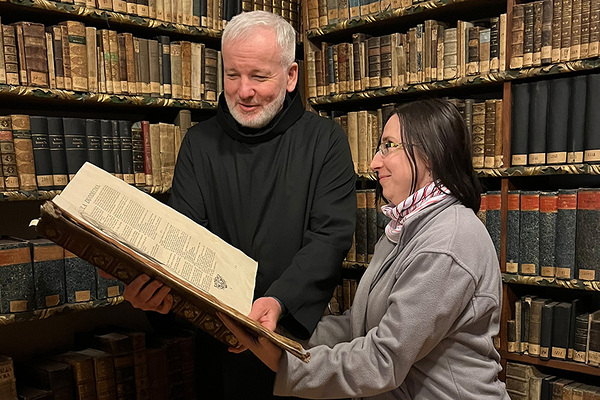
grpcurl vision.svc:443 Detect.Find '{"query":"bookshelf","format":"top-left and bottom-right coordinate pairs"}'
top-left (303, 0), bottom-right (600, 395)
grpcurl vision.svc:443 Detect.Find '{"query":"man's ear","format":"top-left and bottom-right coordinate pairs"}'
top-left (286, 62), bottom-right (299, 92)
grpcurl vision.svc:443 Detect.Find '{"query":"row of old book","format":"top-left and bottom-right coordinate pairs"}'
top-left (0, 112), bottom-right (193, 193)
top-left (511, 72), bottom-right (600, 167)
top-left (306, 0), bottom-right (433, 30)
top-left (0, 19), bottom-right (222, 101)
top-left (345, 189), bottom-right (390, 264)
top-left (0, 327), bottom-right (196, 400)
top-left (505, 361), bottom-right (600, 400)
top-left (305, 13), bottom-right (509, 98)
top-left (322, 96), bottom-right (503, 176)
top-left (510, 0), bottom-right (600, 71)
top-left (0, 237), bottom-right (124, 314)
top-left (241, 0), bottom-right (302, 32)
top-left (327, 277), bottom-right (360, 316)
top-left (479, 189), bottom-right (600, 282)
top-left (506, 295), bottom-right (600, 368)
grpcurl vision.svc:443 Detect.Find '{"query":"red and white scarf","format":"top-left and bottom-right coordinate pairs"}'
top-left (381, 181), bottom-right (450, 244)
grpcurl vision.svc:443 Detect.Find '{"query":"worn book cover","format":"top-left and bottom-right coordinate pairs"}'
top-left (33, 162), bottom-right (309, 362)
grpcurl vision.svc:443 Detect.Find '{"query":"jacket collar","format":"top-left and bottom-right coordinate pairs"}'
top-left (216, 89), bottom-right (305, 144)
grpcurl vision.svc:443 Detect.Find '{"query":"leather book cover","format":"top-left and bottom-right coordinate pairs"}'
top-left (571, 0), bottom-right (583, 60)
top-left (479, 27), bottom-right (491, 75)
top-left (590, 0), bottom-right (600, 57)
top-left (555, 189), bottom-right (577, 279)
top-left (494, 97), bottom-right (504, 168)
top-left (75, 348), bottom-right (117, 400)
top-left (29, 116), bottom-right (54, 190)
top-left (0, 238), bottom-right (34, 313)
top-left (533, 1), bottom-right (544, 66)
top-left (112, 0), bottom-right (128, 14)
top-left (13, 24), bottom-right (27, 86)
top-left (366, 189), bottom-right (377, 262)
top-left (170, 42), bottom-right (183, 99)
top-left (346, 111), bottom-right (359, 173)
top-left (443, 27), bottom-right (458, 80)
top-left (540, 301), bottom-right (557, 359)
top-left (149, 123), bottom-right (162, 188)
top-left (148, 39), bottom-right (161, 98)
top-left (550, 301), bottom-right (572, 359)
top-left (0, 355), bottom-right (17, 399)
top-left (133, 36), bottom-right (142, 95)
top-left (146, 344), bottom-right (169, 400)
top-left (64, 249), bottom-right (97, 303)
top-left (466, 26), bottom-right (480, 76)
top-left (519, 191), bottom-right (540, 276)
top-left (190, 42), bottom-right (204, 100)
top-left (140, 120), bottom-right (152, 187)
top-left (21, 359), bottom-right (75, 400)
top-left (0, 16), bottom-right (5, 85)
top-left (158, 123), bottom-right (175, 189)
top-left (60, 24), bottom-right (73, 91)
top-left (573, 312), bottom-right (590, 362)
top-left (122, 33), bottom-right (136, 95)
top-left (567, 74), bottom-right (586, 163)
top-left (567, 298), bottom-right (581, 359)
top-left (336, 43), bottom-right (347, 94)
top-left (51, 352), bottom-right (96, 400)
top-left (471, 101), bottom-right (485, 169)
top-left (484, 99), bottom-right (496, 168)
top-left (588, 310), bottom-right (600, 366)
top-left (85, 118), bottom-right (103, 168)
top-left (131, 121), bottom-right (146, 187)
top-left (157, 36), bottom-right (171, 98)
top-left (137, 38), bottom-right (150, 96)
top-left (118, 120), bottom-right (135, 184)
top-left (59, 21), bottom-right (88, 92)
top-left (97, 30), bottom-right (110, 94)
top-left (546, 76), bottom-right (570, 164)
top-left (575, 187), bottom-right (600, 281)
top-left (108, 30), bottom-right (121, 94)
top-left (137, 0), bottom-right (150, 17)
top-left (100, 119), bottom-right (115, 175)
top-left (47, 117), bottom-right (69, 189)
top-left (490, 16), bottom-right (501, 72)
top-left (3, 24), bottom-right (20, 86)
top-left (524, 3), bottom-right (534, 67)
top-left (29, 238), bottom-right (65, 309)
top-left (110, 120), bottom-right (123, 180)
top-left (15, 22), bottom-right (49, 88)
top-left (542, 0), bottom-right (553, 64)
top-left (120, 331), bottom-right (149, 400)
top-left (62, 117), bottom-right (87, 180)
top-left (11, 114), bottom-right (38, 191)
top-left (485, 190), bottom-right (501, 262)
top-left (552, 0), bottom-right (563, 62)
top-left (561, 0), bottom-right (573, 61)
top-left (127, 0), bottom-right (137, 16)
top-left (520, 295), bottom-right (535, 353)
top-left (528, 297), bottom-right (549, 357)
top-left (507, 319), bottom-right (518, 352)
top-left (367, 36), bottom-right (381, 89)
top-left (584, 72), bottom-right (600, 163)
top-left (203, 47), bottom-right (217, 101)
top-left (355, 190), bottom-right (367, 263)
top-left (0, 111), bottom-right (19, 191)
top-left (510, 4), bottom-right (525, 69)
top-left (180, 41), bottom-right (192, 100)
top-left (44, 31), bottom-right (56, 90)
top-left (539, 191), bottom-right (558, 277)
top-left (117, 33), bottom-right (129, 94)
top-left (581, 0), bottom-right (591, 58)
top-left (379, 34), bottom-right (392, 88)
top-left (94, 332), bottom-right (136, 399)
top-left (511, 82), bottom-right (530, 166)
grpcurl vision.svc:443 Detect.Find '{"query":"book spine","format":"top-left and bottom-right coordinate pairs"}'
top-left (575, 188), bottom-right (600, 280)
top-left (11, 114), bottom-right (37, 191)
top-left (366, 189), bottom-right (377, 262)
top-left (539, 192), bottom-right (558, 277)
top-left (29, 116), bottom-right (54, 190)
top-left (61, 24), bottom-right (73, 90)
top-left (540, 301), bottom-right (556, 359)
top-left (555, 189), bottom-right (578, 279)
top-left (84, 118), bottom-right (103, 169)
top-left (485, 191), bottom-right (501, 262)
top-left (355, 190), bottom-right (367, 263)
top-left (471, 101), bottom-right (485, 169)
top-left (528, 80), bottom-right (548, 165)
top-left (519, 191), bottom-right (540, 276)
top-left (111, 120), bottom-right (123, 180)
top-left (511, 4), bottom-right (525, 69)
top-left (61, 21), bottom-right (88, 92)
top-left (131, 121), bottom-right (146, 187)
top-left (567, 74), bottom-right (586, 163)
top-left (64, 249), bottom-right (97, 303)
top-left (533, 1), bottom-right (544, 66)
top-left (47, 116), bottom-right (69, 189)
top-left (506, 190), bottom-right (521, 273)
top-left (0, 356), bottom-right (17, 399)
top-left (3, 25), bottom-right (20, 85)
top-left (561, 0), bottom-right (573, 61)
top-left (581, 0), bottom-right (591, 58)
top-left (542, 0), bottom-right (554, 64)
top-left (584, 72), bottom-right (600, 162)
top-left (63, 117), bottom-right (88, 180)
top-left (30, 239), bottom-right (66, 309)
top-left (0, 239), bottom-right (34, 313)
top-left (118, 120), bottom-right (135, 184)
top-left (20, 22), bottom-right (50, 88)
top-left (551, 302), bottom-right (571, 360)
top-left (546, 77), bottom-right (570, 164)
top-left (552, 0), bottom-right (563, 62)
top-left (511, 82), bottom-right (530, 166)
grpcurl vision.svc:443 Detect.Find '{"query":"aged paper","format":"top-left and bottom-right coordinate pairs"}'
top-left (52, 162), bottom-right (257, 315)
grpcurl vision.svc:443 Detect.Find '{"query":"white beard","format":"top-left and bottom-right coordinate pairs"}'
top-left (226, 84), bottom-right (287, 129)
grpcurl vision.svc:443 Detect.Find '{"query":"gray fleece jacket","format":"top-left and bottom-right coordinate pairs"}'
top-left (274, 196), bottom-right (510, 400)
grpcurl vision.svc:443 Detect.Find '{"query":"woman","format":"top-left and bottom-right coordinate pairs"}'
top-left (221, 98), bottom-right (509, 399)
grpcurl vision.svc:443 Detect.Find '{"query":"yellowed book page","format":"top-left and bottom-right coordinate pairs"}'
top-left (52, 162), bottom-right (257, 315)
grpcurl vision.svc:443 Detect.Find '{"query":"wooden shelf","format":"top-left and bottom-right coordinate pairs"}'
top-left (343, 261), bottom-right (369, 270)
top-left (501, 350), bottom-right (600, 377)
top-left (502, 274), bottom-right (600, 292)
top-left (476, 164), bottom-right (600, 178)
top-left (0, 296), bottom-right (124, 326)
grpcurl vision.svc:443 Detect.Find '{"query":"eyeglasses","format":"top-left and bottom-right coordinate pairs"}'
top-left (377, 142), bottom-right (406, 157)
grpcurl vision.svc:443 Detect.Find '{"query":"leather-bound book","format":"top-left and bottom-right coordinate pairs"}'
top-left (122, 33), bottom-right (136, 95)
top-left (11, 114), bottom-right (37, 191)
top-left (137, 0), bottom-right (149, 17)
top-left (60, 24), bottom-right (73, 91)
top-left (519, 191), bottom-right (540, 275)
top-left (75, 348), bottom-right (117, 400)
top-left (561, 0), bottom-right (573, 61)
top-left (584, 72), bottom-right (600, 163)
top-left (191, 42), bottom-right (204, 101)
top-left (158, 123), bottom-right (175, 189)
top-left (0, 355), bottom-right (17, 399)
top-left (507, 319), bottom-right (518, 352)
top-left (98, 30), bottom-right (112, 94)
top-left (13, 24), bottom-right (27, 86)
top-left (467, 26), bottom-right (480, 76)
top-left (138, 38), bottom-right (151, 96)
top-left (528, 79), bottom-right (548, 165)
top-left (59, 21), bottom-right (88, 92)
top-left (575, 187), bottom-right (600, 281)
top-left (130, 121), bottom-right (145, 187)
top-left (29, 238), bottom-right (65, 309)
top-left (567, 298), bottom-right (581, 360)
top-left (490, 16), bottom-right (500, 72)
top-left (170, 41), bottom-right (183, 99)
top-left (546, 76), bottom-right (570, 164)
top-left (85, 118), bottom-right (102, 168)
top-left (85, 26), bottom-right (97, 93)
top-left (581, 0), bottom-right (591, 59)
top-left (479, 28), bottom-right (491, 75)
top-left (367, 36), bottom-right (381, 88)
top-left (484, 99), bottom-right (496, 168)
top-left (118, 120), bottom-right (134, 184)
top-left (357, 110), bottom-right (369, 174)
top-left (511, 81), bottom-right (530, 166)
top-left (520, 295), bottom-right (536, 353)
top-left (555, 189), bottom-right (578, 279)
top-left (13, 22), bottom-right (49, 88)
top-left (148, 39), bottom-right (161, 98)
top-left (541, 375), bottom-right (557, 399)
top-left (572, 0), bottom-right (583, 60)
top-left (146, 344), bottom-right (169, 400)
top-left (336, 43), bottom-right (347, 94)
top-left (552, 378), bottom-right (576, 399)
top-left (0, 238), bottom-right (34, 313)
top-left (366, 189), bottom-right (377, 262)
top-left (494, 99), bottom-right (504, 167)
top-left (203, 47), bottom-right (217, 101)
top-left (96, 265), bottom-right (123, 299)
top-left (511, 4), bottom-right (525, 69)
top-left (122, 331), bottom-right (150, 400)
top-left (21, 359), bottom-right (74, 400)
top-left (99, 119), bottom-right (115, 175)
top-left (551, 302), bottom-right (572, 360)
top-left (0, 17), bottom-right (6, 85)
top-left (471, 101), bottom-right (485, 168)
top-left (529, 297), bottom-right (549, 357)
top-left (0, 116), bottom-right (19, 191)
top-left (117, 33), bottom-right (129, 94)
top-left (539, 191), bottom-right (558, 277)
top-left (590, 0), bottom-right (600, 57)
top-left (588, 310), bottom-right (600, 366)
top-left (540, 301), bottom-right (557, 360)
top-left (62, 117), bottom-right (87, 180)
top-left (542, 0), bottom-right (553, 64)
top-left (51, 352), bottom-right (96, 400)
top-left (139, 120), bottom-right (152, 187)
top-left (180, 41), bottom-right (192, 100)
top-left (108, 30), bottom-right (121, 94)
top-left (355, 190), bottom-right (367, 263)
top-left (110, 120), bottom-right (123, 180)
top-left (573, 312), bottom-right (590, 362)
top-left (3, 24), bottom-right (20, 85)
top-left (380, 34), bottom-right (392, 88)
top-left (506, 190), bottom-right (520, 274)
top-left (485, 190), bottom-right (501, 262)
top-left (156, 36), bottom-right (171, 98)
top-left (567, 74), bottom-right (586, 163)
top-left (530, 1), bottom-right (541, 65)
top-left (29, 116), bottom-right (54, 191)
top-left (149, 123), bottom-right (162, 188)
top-left (552, 0), bottom-right (563, 63)
top-left (94, 332), bottom-right (136, 400)
top-left (64, 249), bottom-right (97, 303)
top-left (47, 117), bottom-right (68, 189)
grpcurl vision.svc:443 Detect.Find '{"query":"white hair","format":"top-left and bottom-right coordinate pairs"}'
top-left (222, 11), bottom-right (296, 68)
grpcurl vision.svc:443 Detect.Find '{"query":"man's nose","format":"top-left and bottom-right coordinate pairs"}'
top-left (238, 77), bottom-right (255, 99)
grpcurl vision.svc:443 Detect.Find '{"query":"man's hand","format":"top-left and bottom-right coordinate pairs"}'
top-left (123, 274), bottom-right (173, 314)
top-left (218, 313), bottom-right (283, 372)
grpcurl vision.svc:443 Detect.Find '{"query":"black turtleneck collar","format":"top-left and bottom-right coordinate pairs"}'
top-left (216, 88), bottom-right (305, 144)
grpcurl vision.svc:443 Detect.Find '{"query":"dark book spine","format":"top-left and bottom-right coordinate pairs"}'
top-left (64, 249), bottom-right (97, 303)
top-left (0, 239), bottom-right (34, 313)
top-left (355, 190), bottom-right (367, 263)
top-left (546, 76), bottom-right (570, 164)
top-left (551, 302), bottom-right (572, 360)
top-left (567, 74), bottom-right (587, 163)
top-left (511, 82), bottom-right (530, 166)
top-left (542, 0), bottom-right (554, 64)
top-left (30, 239), bottom-right (66, 309)
top-left (590, 311), bottom-right (600, 366)
top-left (506, 190), bottom-right (521, 273)
top-left (490, 16), bottom-right (500, 72)
top-left (528, 80), bottom-right (548, 165)
top-left (100, 119), bottom-right (115, 174)
top-left (118, 120), bottom-right (135, 184)
top-left (47, 117), bottom-right (68, 189)
top-left (0, 356), bottom-right (17, 399)
top-left (366, 189), bottom-right (377, 262)
top-left (555, 189), bottom-right (578, 279)
top-left (157, 36), bottom-right (171, 98)
top-left (523, 2), bottom-right (535, 67)
top-left (539, 191), bottom-right (558, 277)
top-left (567, 298), bottom-right (581, 360)
top-left (62, 117), bottom-right (87, 180)
top-left (573, 312), bottom-right (590, 362)
top-left (507, 319), bottom-right (518, 352)
top-left (533, 1), bottom-right (544, 66)
top-left (111, 120), bottom-right (123, 180)
top-left (85, 118), bottom-right (103, 169)
top-left (97, 271), bottom-right (124, 299)
top-left (131, 121), bottom-right (146, 187)
top-left (519, 191), bottom-right (540, 275)
top-left (584, 72), bottom-right (600, 163)
top-left (29, 116), bottom-right (54, 191)
top-left (520, 295), bottom-right (534, 353)
top-left (575, 187), bottom-right (600, 280)
top-left (529, 298), bottom-right (548, 357)
top-left (485, 190), bottom-right (501, 262)
top-left (540, 301), bottom-right (557, 360)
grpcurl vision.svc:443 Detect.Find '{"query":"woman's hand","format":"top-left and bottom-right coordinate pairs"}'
top-left (218, 313), bottom-right (283, 372)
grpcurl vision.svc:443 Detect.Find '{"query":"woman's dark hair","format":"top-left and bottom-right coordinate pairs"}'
top-left (376, 98), bottom-right (481, 213)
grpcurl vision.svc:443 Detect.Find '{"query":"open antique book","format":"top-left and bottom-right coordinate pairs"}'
top-left (32, 162), bottom-right (310, 363)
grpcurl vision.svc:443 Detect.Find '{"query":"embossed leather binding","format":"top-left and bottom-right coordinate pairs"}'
top-left (35, 197), bottom-right (309, 362)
